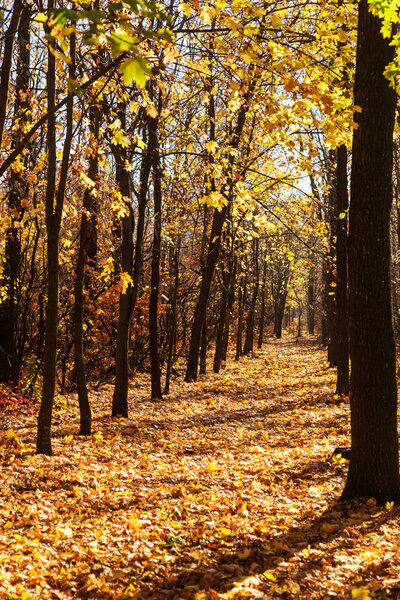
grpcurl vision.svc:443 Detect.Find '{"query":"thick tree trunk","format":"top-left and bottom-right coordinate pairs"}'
top-left (341, 0), bottom-right (400, 502)
top-left (335, 144), bottom-right (349, 395)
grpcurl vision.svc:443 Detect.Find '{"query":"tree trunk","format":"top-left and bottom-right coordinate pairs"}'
top-left (335, 144), bottom-right (349, 395)
top-left (213, 266), bottom-right (229, 373)
top-left (199, 314), bottom-right (208, 375)
top-left (37, 20), bottom-right (74, 454)
top-left (0, 0), bottom-right (23, 147)
top-left (235, 273), bottom-right (246, 361)
top-left (341, 0), bottom-right (400, 502)
top-left (327, 151), bottom-right (338, 366)
top-left (111, 104), bottom-right (134, 417)
top-left (148, 113), bottom-right (162, 400)
top-left (164, 239), bottom-right (180, 394)
top-left (307, 264), bottom-right (315, 335)
top-left (0, 3), bottom-right (31, 384)
top-left (244, 238), bottom-right (259, 354)
top-left (73, 98), bottom-right (99, 434)
top-left (258, 257), bottom-right (267, 348)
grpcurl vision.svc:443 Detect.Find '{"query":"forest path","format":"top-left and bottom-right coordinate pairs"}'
top-left (3, 337), bottom-right (400, 600)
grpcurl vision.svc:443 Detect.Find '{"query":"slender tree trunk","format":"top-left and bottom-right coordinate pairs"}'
top-left (73, 99), bottom-right (99, 434)
top-left (258, 257), bottom-right (267, 348)
top-left (244, 238), bottom-right (259, 354)
top-left (164, 239), bottom-right (180, 394)
top-left (185, 205), bottom-right (228, 381)
top-left (221, 256), bottom-right (236, 363)
top-left (321, 260), bottom-right (328, 346)
top-left (341, 0), bottom-right (400, 502)
top-left (199, 313), bottom-right (208, 374)
top-left (111, 104), bottom-right (134, 417)
top-left (213, 267), bottom-right (229, 373)
top-left (37, 20), bottom-right (74, 454)
top-left (0, 3), bottom-right (30, 384)
top-left (185, 77), bottom-right (256, 381)
top-left (335, 144), bottom-right (349, 395)
top-left (327, 151), bottom-right (338, 366)
top-left (235, 273), bottom-right (246, 361)
top-left (148, 114), bottom-right (162, 400)
top-left (307, 264), bottom-right (315, 335)
top-left (0, 0), bottom-right (23, 147)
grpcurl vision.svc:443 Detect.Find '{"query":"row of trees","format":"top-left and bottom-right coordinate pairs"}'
top-left (1, 0), bottom-right (400, 501)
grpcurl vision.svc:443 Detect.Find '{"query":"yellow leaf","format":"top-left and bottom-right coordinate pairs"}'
top-left (386, 501), bottom-right (394, 511)
top-left (6, 429), bottom-right (16, 439)
top-left (178, 2), bottom-right (193, 16)
top-left (264, 571), bottom-right (277, 582)
top-left (207, 461), bottom-right (221, 472)
top-left (128, 515), bottom-right (141, 532)
top-left (352, 587), bottom-right (371, 600)
top-left (34, 12), bottom-right (47, 22)
top-left (219, 527), bottom-right (231, 537)
top-left (57, 525), bottom-right (73, 538)
top-left (201, 191), bottom-right (227, 211)
top-left (205, 140), bottom-right (219, 154)
top-left (238, 548), bottom-right (251, 559)
top-left (119, 272), bottom-right (133, 295)
top-left (145, 103), bottom-right (158, 118)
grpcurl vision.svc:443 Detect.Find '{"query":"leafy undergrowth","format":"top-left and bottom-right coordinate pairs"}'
top-left (1, 337), bottom-right (400, 599)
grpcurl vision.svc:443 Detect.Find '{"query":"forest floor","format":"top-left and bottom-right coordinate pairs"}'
top-left (1, 337), bottom-right (400, 599)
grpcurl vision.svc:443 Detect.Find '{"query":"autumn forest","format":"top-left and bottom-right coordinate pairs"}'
top-left (1, 0), bottom-right (400, 598)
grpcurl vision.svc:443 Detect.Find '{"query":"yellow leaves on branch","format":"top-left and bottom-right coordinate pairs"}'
top-left (118, 272), bottom-right (133, 295)
top-left (201, 191), bottom-right (227, 211)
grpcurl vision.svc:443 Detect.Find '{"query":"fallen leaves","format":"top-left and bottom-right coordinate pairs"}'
top-left (1, 337), bottom-right (400, 598)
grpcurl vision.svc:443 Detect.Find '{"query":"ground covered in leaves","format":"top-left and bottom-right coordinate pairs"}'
top-left (1, 337), bottom-right (400, 599)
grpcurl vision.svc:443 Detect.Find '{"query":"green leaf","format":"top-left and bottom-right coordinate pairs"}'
top-left (109, 32), bottom-right (140, 57)
top-left (119, 56), bottom-right (151, 86)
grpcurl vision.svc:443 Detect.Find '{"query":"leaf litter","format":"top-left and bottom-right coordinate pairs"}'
top-left (1, 337), bottom-right (400, 599)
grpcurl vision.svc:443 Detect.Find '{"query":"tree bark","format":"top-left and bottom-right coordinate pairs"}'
top-left (258, 256), bottom-right (267, 348)
top-left (111, 104), bottom-right (134, 417)
top-left (243, 237), bottom-right (259, 354)
top-left (148, 113), bottom-right (162, 400)
top-left (73, 97), bottom-right (99, 435)
top-left (0, 0), bottom-right (23, 147)
top-left (0, 3), bottom-right (31, 384)
top-left (37, 20), bottom-right (74, 454)
top-left (164, 239), bottom-right (180, 394)
top-left (335, 144), bottom-right (349, 395)
top-left (341, 0), bottom-right (400, 502)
